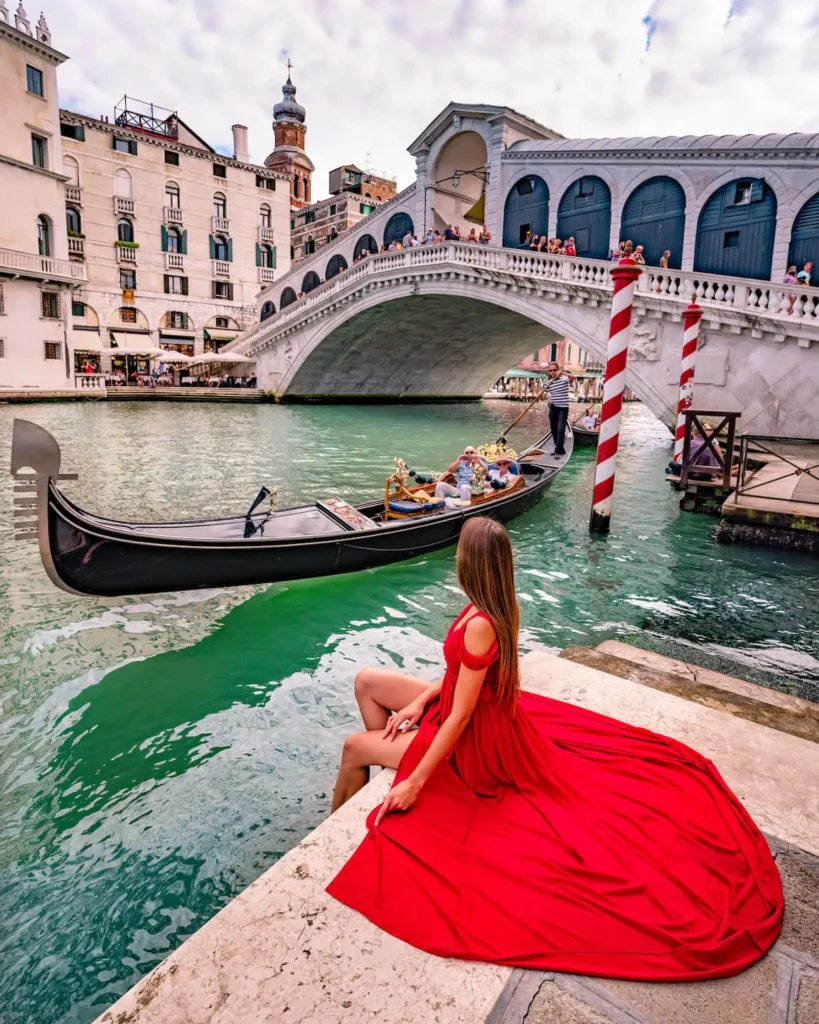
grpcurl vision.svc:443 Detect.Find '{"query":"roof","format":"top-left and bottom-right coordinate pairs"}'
top-left (507, 133), bottom-right (819, 154)
top-left (408, 102), bottom-right (562, 155)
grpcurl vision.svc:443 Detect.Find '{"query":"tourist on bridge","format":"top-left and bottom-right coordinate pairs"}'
top-left (782, 266), bottom-right (799, 314)
top-left (444, 225), bottom-right (456, 240)
top-left (797, 261), bottom-right (813, 287)
top-left (544, 361), bottom-right (573, 456)
top-left (660, 250), bottom-right (671, 269)
top-left (633, 244), bottom-right (646, 265)
top-left (466, 227), bottom-right (478, 244)
top-left (425, 229), bottom-right (435, 245)
top-left (433, 445), bottom-right (480, 502)
top-left (402, 229), bottom-right (413, 248)
top-left (564, 236), bottom-right (577, 256)
top-left (327, 516), bottom-right (782, 981)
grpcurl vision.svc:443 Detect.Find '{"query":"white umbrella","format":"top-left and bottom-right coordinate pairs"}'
top-left (189, 352), bottom-right (254, 368)
top-left (155, 349), bottom-right (193, 363)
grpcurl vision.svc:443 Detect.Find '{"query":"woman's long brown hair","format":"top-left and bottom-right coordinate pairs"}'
top-left (456, 517), bottom-right (520, 708)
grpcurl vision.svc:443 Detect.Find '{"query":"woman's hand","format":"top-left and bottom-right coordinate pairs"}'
top-left (383, 696), bottom-right (427, 741)
top-left (375, 777), bottom-right (422, 826)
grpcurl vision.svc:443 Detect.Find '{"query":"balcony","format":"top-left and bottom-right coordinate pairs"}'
top-left (258, 267), bottom-right (276, 284)
top-left (67, 237), bottom-right (84, 261)
top-left (213, 260), bottom-right (231, 277)
top-left (259, 226), bottom-right (276, 242)
top-left (114, 196), bottom-right (135, 216)
top-left (65, 184), bottom-right (82, 205)
top-left (211, 216), bottom-right (230, 233)
top-left (164, 206), bottom-right (183, 225)
top-left (0, 246), bottom-right (86, 284)
top-left (116, 244), bottom-right (137, 264)
top-left (165, 252), bottom-right (185, 271)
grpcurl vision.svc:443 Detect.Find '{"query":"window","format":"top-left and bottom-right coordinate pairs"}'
top-left (360, 203), bottom-right (374, 215)
top-left (66, 207), bottom-right (81, 235)
top-left (259, 204), bottom-right (272, 228)
top-left (117, 218), bottom-right (134, 243)
top-left (165, 150), bottom-right (179, 165)
top-left (518, 223), bottom-right (531, 245)
top-left (303, 236), bottom-right (315, 256)
top-left (31, 134), bottom-right (46, 168)
top-left (260, 302), bottom-right (275, 321)
top-left (213, 163), bottom-right (226, 178)
top-left (60, 123), bottom-right (85, 141)
top-left (213, 235), bottom-right (229, 261)
top-left (44, 342), bottom-right (61, 360)
top-left (120, 308), bottom-right (137, 324)
top-left (213, 192), bottom-right (227, 218)
top-left (0, 340), bottom-right (4, 358)
top-left (62, 155), bottom-right (79, 185)
top-left (293, 177), bottom-right (300, 199)
top-left (577, 177), bottom-right (593, 197)
top-left (166, 226), bottom-right (181, 253)
top-left (212, 281), bottom-right (233, 300)
top-left (549, 343), bottom-right (558, 362)
top-left (120, 269), bottom-right (136, 290)
top-left (165, 181), bottom-right (180, 208)
top-left (734, 181), bottom-right (752, 205)
top-left (214, 316), bottom-right (230, 328)
top-left (567, 343), bottom-right (573, 362)
top-left (516, 178), bottom-right (535, 196)
top-left (0, 283), bottom-right (4, 314)
top-left (256, 175), bottom-right (275, 190)
top-left (163, 276), bottom-right (188, 295)
top-left (260, 244), bottom-right (276, 268)
top-left (290, 218), bottom-right (295, 230)
top-left (37, 215), bottom-right (51, 255)
top-left (169, 311), bottom-right (188, 329)
top-left (304, 211), bottom-right (315, 224)
top-left (26, 65), bottom-right (44, 97)
top-left (113, 137), bottom-right (138, 155)
top-left (329, 204), bottom-right (336, 216)
top-left (72, 300), bottom-right (86, 317)
top-left (724, 230), bottom-right (740, 249)
top-left (41, 292), bottom-right (60, 318)
top-left (114, 168), bottom-right (132, 199)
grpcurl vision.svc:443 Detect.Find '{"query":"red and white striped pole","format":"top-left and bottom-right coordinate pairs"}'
top-left (673, 300), bottom-right (703, 460)
top-left (589, 256), bottom-right (643, 533)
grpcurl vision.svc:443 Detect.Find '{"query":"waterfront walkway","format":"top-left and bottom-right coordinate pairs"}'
top-left (95, 648), bottom-right (819, 1024)
top-left (0, 387), bottom-right (267, 403)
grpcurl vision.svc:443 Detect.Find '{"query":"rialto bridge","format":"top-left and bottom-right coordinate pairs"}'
top-left (230, 104), bottom-right (819, 437)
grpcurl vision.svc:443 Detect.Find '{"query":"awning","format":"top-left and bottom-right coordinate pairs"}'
top-left (204, 334), bottom-right (238, 343)
top-left (71, 336), bottom-right (101, 352)
top-left (109, 331), bottom-right (154, 352)
top-left (501, 367), bottom-right (549, 379)
top-left (464, 191), bottom-right (486, 224)
top-left (159, 333), bottom-right (196, 342)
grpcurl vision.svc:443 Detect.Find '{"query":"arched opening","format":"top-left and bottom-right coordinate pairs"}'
top-left (556, 176), bottom-right (611, 259)
top-left (259, 203), bottom-right (272, 228)
top-left (303, 235), bottom-right (315, 256)
top-left (259, 243), bottom-right (275, 268)
top-left (36, 215), bottom-right (51, 255)
top-left (788, 192), bottom-right (819, 286)
top-left (117, 218), bottom-right (134, 243)
top-left (166, 226), bottom-right (182, 253)
top-left (165, 181), bottom-right (180, 208)
top-left (302, 270), bottom-right (321, 294)
top-left (281, 287), bottom-right (298, 308)
top-left (260, 301), bottom-right (276, 321)
top-left (213, 192), bottom-right (227, 218)
top-left (383, 212), bottom-right (413, 246)
top-left (620, 176), bottom-right (686, 269)
top-left (354, 234), bottom-right (378, 260)
top-left (108, 306), bottom-right (150, 329)
top-left (431, 131), bottom-right (488, 235)
top-left (213, 234), bottom-right (229, 261)
top-left (293, 176), bottom-right (300, 199)
top-left (114, 168), bottom-right (132, 199)
top-left (694, 179), bottom-right (777, 281)
top-left (326, 254), bottom-right (348, 279)
top-left (66, 207), bottom-right (81, 236)
top-left (62, 155), bottom-right (79, 186)
top-left (502, 176), bottom-right (549, 249)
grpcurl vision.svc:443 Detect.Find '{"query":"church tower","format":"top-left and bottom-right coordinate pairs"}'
top-left (264, 66), bottom-right (315, 211)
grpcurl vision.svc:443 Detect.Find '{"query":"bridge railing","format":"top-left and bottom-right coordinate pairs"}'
top-left (236, 243), bottom-right (819, 355)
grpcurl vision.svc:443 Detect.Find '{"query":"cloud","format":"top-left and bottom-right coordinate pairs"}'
top-left (46, 0), bottom-right (819, 199)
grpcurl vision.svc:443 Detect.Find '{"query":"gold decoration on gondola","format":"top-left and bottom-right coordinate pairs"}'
top-left (385, 458), bottom-right (439, 508)
top-left (477, 440), bottom-right (518, 462)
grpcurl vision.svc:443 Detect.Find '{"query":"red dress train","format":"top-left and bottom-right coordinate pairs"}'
top-left (326, 608), bottom-right (783, 980)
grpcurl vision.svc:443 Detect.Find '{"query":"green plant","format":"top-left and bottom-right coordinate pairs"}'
top-left (68, 230), bottom-right (85, 238)
top-left (115, 240), bottom-right (140, 249)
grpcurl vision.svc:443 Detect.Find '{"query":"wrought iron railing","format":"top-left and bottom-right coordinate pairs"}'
top-left (736, 434), bottom-right (819, 506)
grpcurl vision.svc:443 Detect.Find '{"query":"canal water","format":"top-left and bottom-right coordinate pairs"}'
top-left (1, 401), bottom-right (818, 1024)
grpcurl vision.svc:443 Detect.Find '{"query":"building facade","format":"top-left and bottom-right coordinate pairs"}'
top-left (0, 5), bottom-right (86, 390)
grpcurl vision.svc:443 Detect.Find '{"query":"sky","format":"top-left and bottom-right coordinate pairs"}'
top-left (47, 0), bottom-right (819, 202)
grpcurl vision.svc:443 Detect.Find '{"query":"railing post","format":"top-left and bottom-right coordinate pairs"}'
top-left (673, 300), bottom-right (702, 459)
top-left (590, 256), bottom-right (643, 534)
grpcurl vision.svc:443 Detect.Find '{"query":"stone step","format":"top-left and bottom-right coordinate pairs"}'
top-left (558, 645), bottom-right (819, 745)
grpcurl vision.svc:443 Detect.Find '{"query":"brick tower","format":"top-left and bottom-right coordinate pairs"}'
top-left (264, 67), bottom-right (315, 211)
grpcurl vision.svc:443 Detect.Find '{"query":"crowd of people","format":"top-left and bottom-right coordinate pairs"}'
top-left (350, 225), bottom-right (492, 263)
top-left (781, 261), bottom-right (814, 313)
top-left (522, 234), bottom-right (577, 255)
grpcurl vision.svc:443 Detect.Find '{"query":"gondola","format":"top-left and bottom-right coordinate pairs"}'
top-left (10, 418), bottom-right (573, 598)
top-left (571, 423), bottom-right (599, 447)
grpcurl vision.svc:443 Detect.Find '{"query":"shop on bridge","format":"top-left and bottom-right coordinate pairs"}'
top-left (788, 191), bottom-right (819, 285)
top-left (620, 176), bottom-right (686, 269)
top-left (502, 176), bottom-right (549, 249)
top-left (694, 179), bottom-right (777, 281)
top-left (556, 176), bottom-right (611, 260)
top-left (384, 212), bottom-right (413, 247)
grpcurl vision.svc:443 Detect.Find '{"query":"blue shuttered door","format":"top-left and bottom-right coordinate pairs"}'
top-left (302, 271), bottom-right (321, 293)
top-left (694, 179), bottom-right (777, 281)
top-left (620, 177), bottom-right (686, 269)
top-left (281, 287), bottom-right (297, 308)
top-left (326, 254), bottom-right (348, 279)
top-left (383, 213), bottom-right (413, 246)
top-left (502, 176), bottom-right (549, 248)
top-left (354, 234), bottom-right (378, 259)
top-left (788, 192), bottom-right (819, 285)
top-left (556, 176), bottom-right (611, 259)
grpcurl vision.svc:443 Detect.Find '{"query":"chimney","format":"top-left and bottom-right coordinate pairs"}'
top-left (232, 124), bottom-right (249, 163)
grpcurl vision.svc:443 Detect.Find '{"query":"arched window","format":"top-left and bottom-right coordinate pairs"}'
top-left (213, 234), bottom-right (229, 261)
top-left (114, 168), bottom-right (132, 199)
top-left (302, 270), bottom-right (321, 294)
top-left (788, 191), bottom-right (819, 286)
top-left (293, 176), bottom-right (300, 199)
top-left (326, 254), bottom-right (348, 279)
top-left (117, 218), bottom-right (134, 243)
top-left (260, 301), bottom-right (276, 321)
top-left (383, 212), bottom-right (413, 246)
top-left (502, 176), bottom-right (549, 248)
top-left (259, 203), bottom-right (272, 228)
top-left (214, 316), bottom-right (230, 328)
top-left (556, 176), bottom-right (611, 259)
top-left (165, 181), bottom-right (180, 208)
top-left (37, 215), bottom-right (51, 256)
top-left (62, 155), bottom-right (79, 186)
top-left (66, 207), bottom-right (81, 235)
top-left (620, 177), bottom-right (686, 269)
top-left (166, 226), bottom-right (181, 253)
top-left (303, 235), bottom-right (315, 256)
top-left (280, 287), bottom-right (298, 308)
top-left (694, 179), bottom-right (777, 281)
top-left (213, 192), bottom-right (227, 218)
top-left (260, 243), bottom-right (275, 268)
top-left (329, 228), bottom-right (338, 241)
top-left (354, 234), bottom-right (378, 260)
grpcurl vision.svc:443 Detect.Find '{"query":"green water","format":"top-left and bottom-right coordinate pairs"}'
top-left (1, 401), bottom-right (817, 1024)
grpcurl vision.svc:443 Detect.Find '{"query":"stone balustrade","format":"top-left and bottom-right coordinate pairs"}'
top-left (116, 245), bottom-right (137, 264)
top-left (259, 226), bottom-right (276, 242)
top-left (258, 267), bottom-right (276, 284)
top-left (0, 246), bottom-right (87, 284)
top-left (164, 206), bottom-right (183, 225)
top-left (211, 216), bottom-right (230, 233)
top-left (212, 260), bottom-right (231, 277)
top-left (67, 237), bottom-right (84, 260)
top-left (65, 185), bottom-right (82, 205)
top-left (114, 196), bottom-right (135, 216)
top-left (74, 374), bottom-right (106, 390)
top-left (165, 252), bottom-right (185, 271)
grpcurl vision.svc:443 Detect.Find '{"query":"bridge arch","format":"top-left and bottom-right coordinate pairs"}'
top-left (280, 287), bottom-right (298, 309)
top-left (384, 212), bottom-right (413, 246)
top-left (620, 176), bottom-right (686, 269)
top-left (326, 253), bottom-right (348, 279)
top-left (788, 191), bottom-right (819, 285)
top-left (302, 270), bottom-right (322, 294)
top-left (694, 179), bottom-right (777, 280)
top-left (353, 234), bottom-right (378, 260)
top-left (556, 175), bottom-right (611, 259)
top-left (502, 175), bottom-right (549, 249)
top-left (431, 130), bottom-right (488, 233)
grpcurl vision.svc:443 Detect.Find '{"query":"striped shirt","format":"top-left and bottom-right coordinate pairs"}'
top-left (544, 374), bottom-right (570, 406)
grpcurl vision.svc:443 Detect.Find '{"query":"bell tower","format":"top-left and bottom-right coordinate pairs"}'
top-left (265, 61), bottom-right (315, 211)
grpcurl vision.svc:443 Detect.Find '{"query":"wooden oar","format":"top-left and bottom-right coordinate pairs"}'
top-left (496, 391), bottom-right (544, 445)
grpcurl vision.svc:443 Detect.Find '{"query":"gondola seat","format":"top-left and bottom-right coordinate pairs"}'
top-left (388, 498), bottom-right (446, 515)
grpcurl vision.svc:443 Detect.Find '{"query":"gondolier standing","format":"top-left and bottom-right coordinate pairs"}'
top-left (544, 362), bottom-right (574, 456)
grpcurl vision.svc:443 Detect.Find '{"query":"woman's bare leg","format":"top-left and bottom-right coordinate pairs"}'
top-left (354, 667), bottom-right (430, 731)
top-left (331, 729), bottom-right (416, 811)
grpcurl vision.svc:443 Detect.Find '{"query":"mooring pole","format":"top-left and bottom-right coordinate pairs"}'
top-left (589, 255), bottom-right (642, 534)
top-left (673, 299), bottom-right (703, 460)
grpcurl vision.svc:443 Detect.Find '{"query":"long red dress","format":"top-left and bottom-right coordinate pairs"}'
top-left (326, 607), bottom-right (783, 980)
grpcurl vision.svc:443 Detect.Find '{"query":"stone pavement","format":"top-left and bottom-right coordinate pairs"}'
top-left (95, 651), bottom-right (819, 1024)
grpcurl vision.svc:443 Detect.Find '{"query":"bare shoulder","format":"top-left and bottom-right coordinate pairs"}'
top-left (464, 614), bottom-right (496, 656)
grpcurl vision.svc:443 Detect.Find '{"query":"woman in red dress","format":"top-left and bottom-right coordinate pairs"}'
top-left (328, 518), bottom-right (782, 980)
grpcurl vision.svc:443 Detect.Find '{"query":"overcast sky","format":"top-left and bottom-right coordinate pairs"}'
top-left (48, 0), bottom-right (819, 200)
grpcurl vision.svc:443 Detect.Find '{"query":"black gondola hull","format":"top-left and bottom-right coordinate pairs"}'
top-left (572, 425), bottom-right (599, 447)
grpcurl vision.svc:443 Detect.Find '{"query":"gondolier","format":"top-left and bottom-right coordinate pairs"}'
top-left (544, 362), bottom-right (574, 456)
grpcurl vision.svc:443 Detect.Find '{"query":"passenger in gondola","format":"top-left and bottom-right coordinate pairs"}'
top-left (486, 457), bottom-right (515, 490)
top-left (581, 409), bottom-right (599, 430)
top-left (434, 446), bottom-right (480, 502)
